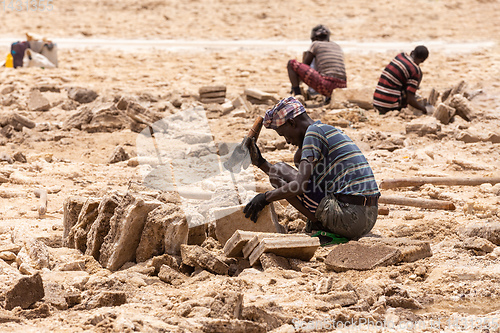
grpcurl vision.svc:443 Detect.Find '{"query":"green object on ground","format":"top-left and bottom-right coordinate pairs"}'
top-left (311, 231), bottom-right (349, 246)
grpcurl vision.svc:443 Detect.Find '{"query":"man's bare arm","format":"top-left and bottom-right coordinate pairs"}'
top-left (302, 51), bottom-right (315, 66)
top-left (265, 157), bottom-right (315, 202)
top-left (406, 91), bottom-right (427, 113)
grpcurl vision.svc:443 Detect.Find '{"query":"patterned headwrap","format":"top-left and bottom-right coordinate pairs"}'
top-left (263, 96), bottom-right (306, 129)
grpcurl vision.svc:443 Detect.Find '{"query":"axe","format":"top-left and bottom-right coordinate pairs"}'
top-left (223, 116), bottom-right (264, 173)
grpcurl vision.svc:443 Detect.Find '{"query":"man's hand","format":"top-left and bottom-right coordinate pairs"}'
top-left (248, 137), bottom-right (266, 167)
top-left (243, 193), bottom-right (269, 222)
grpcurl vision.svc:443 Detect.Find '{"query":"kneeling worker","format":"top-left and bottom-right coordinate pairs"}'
top-left (244, 97), bottom-right (380, 240)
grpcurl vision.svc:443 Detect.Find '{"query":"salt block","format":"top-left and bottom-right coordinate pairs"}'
top-left (359, 237), bottom-right (432, 262)
top-left (248, 237), bottom-right (320, 266)
top-left (199, 85), bottom-right (226, 94)
top-left (200, 91), bottom-right (226, 99)
top-left (99, 194), bottom-right (161, 271)
top-left (214, 203), bottom-right (279, 247)
top-left (405, 117), bottom-right (441, 136)
top-left (200, 97), bottom-right (226, 104)
top-left (224, 231), bottom-right (289, 257)
top-left (223, 230), bottom-right (261, 257)
top-left (242, 233), bottom-right (310, 259)
top-left (324, 242), bottom-right (401, 272)
top-left (85, 194), bottom-right (121, 261)
top-left (62, 196), bottom-right (87, 245)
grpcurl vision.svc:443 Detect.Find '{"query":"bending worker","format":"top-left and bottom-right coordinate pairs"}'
top-left (373, 45), bottom-right (431, 114)
top-left (244, 97), bottom-right (380, 240)
top-left (287, 25), bottom-right (347, 104)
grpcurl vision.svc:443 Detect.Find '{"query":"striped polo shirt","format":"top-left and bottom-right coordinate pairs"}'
top-left (299, 121), bottom-right (380, 213)
top-left (309, 41), bottom-right (346, 80)
top-left (373, 53), bottom-right (422, 110)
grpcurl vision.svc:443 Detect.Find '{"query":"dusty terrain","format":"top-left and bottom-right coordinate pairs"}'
top-left (1, 0), bottom-right (500, 332)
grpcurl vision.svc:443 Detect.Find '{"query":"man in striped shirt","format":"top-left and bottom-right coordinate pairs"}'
top-left (244, 97), bottom-right (380, 240)
top-left (373, 46), bottom-right (430, 114)
top-left (287, 25), bottom-right (347, 103)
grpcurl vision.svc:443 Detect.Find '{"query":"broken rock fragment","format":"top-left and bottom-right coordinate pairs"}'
top-left (28, 90), bottom-right (51, 111)
top-left (3, 272), bottom-right (45, 310)
top-left (180, 244), bottom-right (229, 275)
top-left (158, 264), bottom-right (186, 286)
top-left (67, 87), bottom-right (98, 104)
top-left (108, 146), bottom-right (130, 164)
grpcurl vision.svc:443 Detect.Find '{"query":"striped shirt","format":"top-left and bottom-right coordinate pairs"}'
top-left (309, 41), bottom-right (346, 80)
top-left (373, 53), bottom-right (422, 110)
top-left (299, 121), bottom-right (380, 213)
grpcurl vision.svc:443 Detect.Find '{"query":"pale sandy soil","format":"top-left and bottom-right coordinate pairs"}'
top-left (0, 0), bottom-right (500, 332)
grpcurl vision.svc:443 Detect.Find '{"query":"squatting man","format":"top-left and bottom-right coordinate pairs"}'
top-left (243, 97), bottom-right (380, 239)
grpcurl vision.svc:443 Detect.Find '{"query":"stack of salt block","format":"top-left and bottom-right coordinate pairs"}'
top-left (199, 85), bottom-right (226, 104)
top-left (224, 230), bottom-right (320, 266)
top-left (430, 80), bottom-right (477, 125)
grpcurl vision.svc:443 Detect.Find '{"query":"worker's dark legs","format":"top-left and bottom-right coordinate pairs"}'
top-left (268, 162), bottom-right (318, 222)
top-left (287, 60), bottom-right (301, 95)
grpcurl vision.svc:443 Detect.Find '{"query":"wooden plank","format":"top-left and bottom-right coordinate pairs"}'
top-left (380, 177), bottom-right (500, 189)
top-left (379, 195), bottom-right (455, 210)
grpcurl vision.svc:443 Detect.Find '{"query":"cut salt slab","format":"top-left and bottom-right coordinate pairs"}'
top-left (359, 237), bottom-right (432, 262)
top-left (248, 237), bottom-right (320, 266)
top-left (324, 242), bottom-right (401, 272)
top-left (242, 233), bottom-right (310, 259)
top-left (224, 231), bottom-right (292, 258)
top-left (214, 203), bottom-right (281, 247)
top-left (99, 194), bottom-right (161, 271)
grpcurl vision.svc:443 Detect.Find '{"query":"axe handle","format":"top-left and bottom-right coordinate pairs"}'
top-left (248, 116), bottom-right (264, 140)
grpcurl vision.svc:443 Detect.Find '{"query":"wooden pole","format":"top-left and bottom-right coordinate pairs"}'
top-left (379, 195), bottom-right (455, 210)
top-left (380, 177), bottom-right (500, 190)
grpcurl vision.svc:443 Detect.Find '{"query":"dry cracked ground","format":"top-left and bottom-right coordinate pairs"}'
top-left (1, 0), bottom-right (500, 332)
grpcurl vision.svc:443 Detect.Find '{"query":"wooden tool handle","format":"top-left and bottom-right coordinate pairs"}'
top-left (247, 116), bottom-right (264, 140)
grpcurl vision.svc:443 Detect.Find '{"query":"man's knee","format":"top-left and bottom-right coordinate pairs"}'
top-left (287, 59), bottom-right (296, 70)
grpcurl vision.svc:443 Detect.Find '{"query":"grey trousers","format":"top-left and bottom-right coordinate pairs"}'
top-left (315, 193), bottom-right (378, 239)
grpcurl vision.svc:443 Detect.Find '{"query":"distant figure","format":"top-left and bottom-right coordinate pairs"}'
top-left (287, 25), bottom-right (347, 103)
top-left (373, 45), bottom-right (431, 114)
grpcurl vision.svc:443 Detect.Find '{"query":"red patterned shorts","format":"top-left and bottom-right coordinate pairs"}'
top-left (289, 59), bottom-right (347, 97)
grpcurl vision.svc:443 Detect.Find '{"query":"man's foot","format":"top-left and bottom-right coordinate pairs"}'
top-left (305, 219), bottom-right (322, 233)
top-left (291, 86), bottom-right (301, 96)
